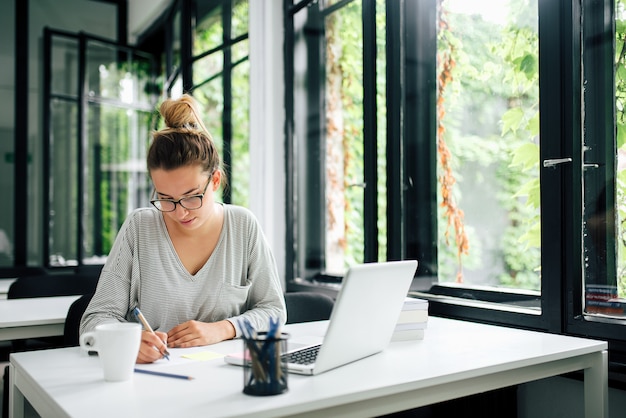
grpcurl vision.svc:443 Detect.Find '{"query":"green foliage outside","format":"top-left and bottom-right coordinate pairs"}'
top-left (615, 0), bottom-right (626, 296)
top-left (193, 0), bottom-right (250, 207)
top-left (87, 54), bottom-right (155, 258)
top-left (331, 1), bottom-right (365, 267)
top-left (436, 1), bottom-right (541, 290)
top-left (320, 0), bottom-right (543, 283)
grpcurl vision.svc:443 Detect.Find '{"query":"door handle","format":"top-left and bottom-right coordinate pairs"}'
top-left (543, 157), bottom-right (572, 168)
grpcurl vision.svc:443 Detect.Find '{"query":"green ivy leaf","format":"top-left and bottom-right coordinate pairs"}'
top-left (501, 107), bottom-right (524, 136)
top-left (519, 54), bottom-right (537, 80)
top-left (527, 112), bottom-right (540, 136)
top-left (618, 122), bottom-right (626, 149)
top-left (510, 142), bottom-right (539, 170)
top-left (519, 221), bottom-right (541, 248)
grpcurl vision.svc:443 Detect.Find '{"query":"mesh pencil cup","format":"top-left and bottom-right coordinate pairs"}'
top-left (242, 332), bottom-right (289, 396)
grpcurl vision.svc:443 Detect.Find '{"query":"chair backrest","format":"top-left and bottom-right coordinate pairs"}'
top-left (63, 292), bottom-right (94, 346)
top-left (74, 264), bottom-right (104, 277)
top-left (7, 273), bottom-right (98, 299)
top-left (284, 291), bottom-right (335, 324)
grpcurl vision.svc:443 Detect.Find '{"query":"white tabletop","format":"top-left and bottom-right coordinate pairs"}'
top-left (9, 316), bottom-right (608, 418)
top-left (0, 278), bottom-right (16, 299)
top-left (0, 295), bottom-right (80, 341)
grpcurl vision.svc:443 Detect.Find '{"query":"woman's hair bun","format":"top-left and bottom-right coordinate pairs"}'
top-left (159, 94), bottom-right (202, 130)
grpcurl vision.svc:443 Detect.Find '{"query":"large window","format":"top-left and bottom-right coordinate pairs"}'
top-left (40, 0), bottom-right (252, 267)
top-left (44, 30), bottom-right (158, 266)
top-left (436, 0), bottom-right (540, 292)
top-left (142, 0), bottom-right (250, 206)
top-left (285, 0), bottom-right (626, 365)
top-left (191, 0), bottom-right (250, 206)
top-left (287, 0), bottom-right (387, 280)
top-left (286, 0), bottom-right (541, 296)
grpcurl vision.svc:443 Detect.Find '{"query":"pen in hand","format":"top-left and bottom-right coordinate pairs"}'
top-left (133, 307), bottom-right (171, 361)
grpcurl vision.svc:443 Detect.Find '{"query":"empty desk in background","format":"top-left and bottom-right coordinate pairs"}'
top-left (0, 295), bottom-right (79, 342)
top-left (9, 317), bottom-right (608, 418)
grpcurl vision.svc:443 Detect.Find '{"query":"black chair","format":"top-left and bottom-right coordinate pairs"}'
top-left (74, 264), bottom-right (104, 278)
top-left (63, 292), bottom-right (95, 347)
top-left (284, 291), bottom-right (335, 324)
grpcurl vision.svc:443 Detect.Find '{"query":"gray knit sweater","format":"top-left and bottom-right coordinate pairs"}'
top-left (80, 204), bottom-right (286, 338)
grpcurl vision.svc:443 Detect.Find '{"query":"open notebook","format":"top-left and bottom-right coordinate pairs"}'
top-left (225, 260), bottom-right (418, 375)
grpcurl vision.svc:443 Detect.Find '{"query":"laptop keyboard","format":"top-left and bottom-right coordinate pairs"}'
top-left (281, 345), bottom-right (321, 365)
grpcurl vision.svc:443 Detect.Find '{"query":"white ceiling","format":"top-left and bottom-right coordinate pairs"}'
top-left (128, 0), bottom-right (174, 44)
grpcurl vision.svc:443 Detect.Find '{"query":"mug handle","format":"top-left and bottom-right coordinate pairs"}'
top-left (79, 331), bottom-right (97, 352)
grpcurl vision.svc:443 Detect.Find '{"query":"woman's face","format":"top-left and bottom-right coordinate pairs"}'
top-left (150, 165), bottom-right (220, 232)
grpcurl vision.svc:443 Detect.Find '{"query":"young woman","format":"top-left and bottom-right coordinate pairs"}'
top-left (81, 94), bottom-right (286, 363)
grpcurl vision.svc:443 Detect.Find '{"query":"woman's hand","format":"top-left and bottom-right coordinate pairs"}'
top-left (136, 330), bottom-right (169, 364)
top-left (167, 319), bottom-right (236, 348)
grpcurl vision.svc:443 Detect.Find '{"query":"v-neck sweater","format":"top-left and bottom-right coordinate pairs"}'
top-left (80, 205), bottom-right (286, 338)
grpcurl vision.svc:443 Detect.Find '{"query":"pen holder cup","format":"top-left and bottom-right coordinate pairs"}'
top-left (242, 332), bottom-right (289, 396)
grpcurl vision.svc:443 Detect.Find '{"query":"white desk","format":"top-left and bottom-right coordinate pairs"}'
top-left (9, 317), bottom-right (608, 418)
top-left (0, 278), bottom-right (16, 299)
top-left (0, 295), bottom-right (80, 342)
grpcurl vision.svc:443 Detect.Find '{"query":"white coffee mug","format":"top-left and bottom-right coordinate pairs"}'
top-left (80, 322), bottom-right (142, 382)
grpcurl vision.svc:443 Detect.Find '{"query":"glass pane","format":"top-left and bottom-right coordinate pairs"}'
top-left (437, 0), bottom-right (541, 292)
top-left (232, 0), bottom-right (249, 39)
top-left (172, 8), bottom-right (182, 71)
top-left (51, 36), bottom-right (79, 97)
top-left (49, 99), bottom-right (79, 265)
top-left (133, 51), bottom-right (159, 105)
top-left (194, 3), bottom-right (222, 57)
top-left (324, 1), bottom-right (364, 273)
top-left (84, 105), bottom-right (153, 263)
top-left (193, 51), bottom-right (224, 86)
top-left (232, 37), bottom-right (248, 64)
top-left (584, 0), bottom-right (622, 317)
top-left (376, 0), bottom-right (387, 262)
top-left (231, 58), bottom-right (250, 206)
top-left (85, 41), bottom-right (121, 100)
top-left (192, 1), bottom-right (250, 205)
top-left (48, 33), bottom-right (157, 266)
top-left (194, 80), bottom-right (225, 201)
top-left (616, 0), bottom-right (626, 314)
top-left (86, 41), bottom-right (156, 104)
top-left (0, 126), bottom-right (14, 265)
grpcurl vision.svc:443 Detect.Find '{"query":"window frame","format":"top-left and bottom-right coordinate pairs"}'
top-left (283, 0), bottom-right (626, 368)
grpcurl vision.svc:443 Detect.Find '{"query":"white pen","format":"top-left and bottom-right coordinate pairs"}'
top-left (133, 307), bottom-right (171, 360)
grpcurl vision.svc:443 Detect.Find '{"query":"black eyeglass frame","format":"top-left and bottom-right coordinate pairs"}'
top-left (150, 175), bottom-right (213, 212)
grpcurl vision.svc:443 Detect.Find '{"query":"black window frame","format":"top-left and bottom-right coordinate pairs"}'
top-left (138, 0), bottom-right (249, 205)
top-left (283, 0), bottom-right (626, 376)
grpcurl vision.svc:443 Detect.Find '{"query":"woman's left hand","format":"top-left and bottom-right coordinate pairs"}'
top-left (167, 319), bottom-right (236, 348)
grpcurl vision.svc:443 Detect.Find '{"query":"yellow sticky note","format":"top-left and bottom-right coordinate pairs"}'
top-left (182, 351), bottom-right (224, 361)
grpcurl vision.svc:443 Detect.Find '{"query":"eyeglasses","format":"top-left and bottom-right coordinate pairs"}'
top-left (150, 176), bottom-right (212, 213)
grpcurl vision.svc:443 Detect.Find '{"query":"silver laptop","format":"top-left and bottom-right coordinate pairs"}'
top-left (225, 260), bottom-right (418, 375)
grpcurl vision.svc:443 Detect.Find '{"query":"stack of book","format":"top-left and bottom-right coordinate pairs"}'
top-left (391, 297), bottom-right (429, 342)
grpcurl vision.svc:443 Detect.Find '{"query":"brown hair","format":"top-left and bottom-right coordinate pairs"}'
top-left (147, 94), bottom-right (224, 183)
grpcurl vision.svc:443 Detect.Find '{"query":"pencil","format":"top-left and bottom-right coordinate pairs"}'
top-left (134, 368), bottom-right (194, 380)
top-left (133, 307), bottom-right (171, 360)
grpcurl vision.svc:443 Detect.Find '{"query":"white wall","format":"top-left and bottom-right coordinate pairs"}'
top-left (248, 1), bottom-right (286, 287)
